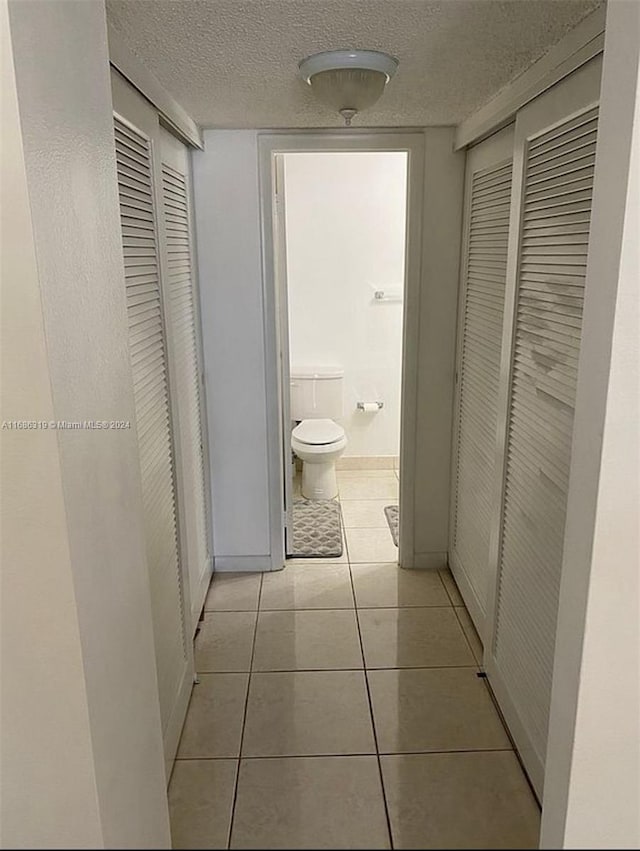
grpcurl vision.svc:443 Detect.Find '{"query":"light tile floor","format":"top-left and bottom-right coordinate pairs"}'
top-left (169, 471), bottom-right (540, 849)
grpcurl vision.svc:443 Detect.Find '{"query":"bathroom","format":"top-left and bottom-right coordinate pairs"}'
top-left (280, 150), bottom-right (408, 559)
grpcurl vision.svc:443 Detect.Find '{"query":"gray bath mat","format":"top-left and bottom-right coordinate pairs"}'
top-left (384, 505), bottom-right (399, 547)
top-left (291, 498), bottom-right (343, 558)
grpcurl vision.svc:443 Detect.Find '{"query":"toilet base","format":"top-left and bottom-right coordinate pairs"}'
top-left (301, 461), bottom-right (338, 501)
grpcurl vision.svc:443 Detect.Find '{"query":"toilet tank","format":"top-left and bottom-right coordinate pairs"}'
top-left (290, 366), bottom-right (344, 421)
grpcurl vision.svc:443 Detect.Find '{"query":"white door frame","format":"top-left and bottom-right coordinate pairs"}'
top-left (258, 131), bottom-right (426, 570)
top-left (272, 152), bottom-right (294, 554)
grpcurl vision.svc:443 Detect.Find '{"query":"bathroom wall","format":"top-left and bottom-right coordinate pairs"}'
top-left (283, 152), bottom-right (407, 460)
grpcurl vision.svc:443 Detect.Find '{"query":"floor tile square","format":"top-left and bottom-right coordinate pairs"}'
top-left (177, 674), bottom-right (248, 758)
top-left (340, 499), bottom-right (392, 528)
top-left (368, 667), bottom-right (511, 753)
top-left (195, 611), bottom-right (256, 672)
top-left (242, 671), bottom-right (375, 757)
top-left (456, 606), bottom-right (484, 664)
top-left (253, 609), bottom-right (363, 671)
top-left (346, 528), bottom-right (398, 563)
top-left (338, 475), bottom-right (399, 501)
top-left (358, 607), bottom-right (475, 668)
top-left (439, 568), bottom-right (464, 605)
top-left (260, 563), bottom-right (353, 609)
top-left (169, 759), bottom-right (237, 849)
top-left (381, 752), bottom-right (540, 849)
top-left (230, 756), bottom-right (390, 849)
top-left (351, 563), bottom-right (450, 608)
top-left (204, 572), bottom-right (261, 611)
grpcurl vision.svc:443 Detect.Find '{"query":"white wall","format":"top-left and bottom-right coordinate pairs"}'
top-left (1, 5), bottom-right (102, 843)
top-left (192, 131), bottom-right (273, 570)
top-left (541, 1), bottom-right (640, 847)
top-left (284, 152), bottom-right (407, 459)
top-left (2, 1), bottom-right (170, 845)
top-left (192, 129), bottom-right (463, 570)
top-left (412, 129), bottom-right (465, 566)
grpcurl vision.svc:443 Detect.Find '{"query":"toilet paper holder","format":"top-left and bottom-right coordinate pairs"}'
top-left (357, 401), bottom-right (384, 411)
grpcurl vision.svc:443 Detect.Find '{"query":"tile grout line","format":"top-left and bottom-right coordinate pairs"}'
top-left (439, 569), bottom-right (463, 608)
top-left (195, 663), bottom-right (483, 674)
top-left (225, 572), bottom-right (263, 851)
top-left (207, 602), bottom-right (467, 613)
top-left (174, 745), bottom-right (515, 763)
top-left (340, 498), bottom-right (350, 564)
top-left (452, 605), bottom-right (483, 671)
top-left (436, 571), bottom-right (482, 673)
top-left (479, 674), bottom-right (542, 808)
top-left (431, 568), bottom-right (454, 608)
top-left (348, 561), bottom-right (396, 851)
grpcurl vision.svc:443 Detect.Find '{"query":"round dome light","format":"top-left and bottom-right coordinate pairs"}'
top-left (299, 49), bottom-right (399, 126)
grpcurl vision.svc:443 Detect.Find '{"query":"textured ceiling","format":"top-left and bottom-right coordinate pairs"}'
top-left (106, 0), bottom-right (601, 129)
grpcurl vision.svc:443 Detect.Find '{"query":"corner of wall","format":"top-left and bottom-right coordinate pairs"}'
top-left (192, 131), bottom-right (278, 568)
top-left (412, 127), bottom-right (466, 560)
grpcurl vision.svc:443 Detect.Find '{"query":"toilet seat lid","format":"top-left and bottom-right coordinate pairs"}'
top-left (292, 419), bottom-right (345, 445)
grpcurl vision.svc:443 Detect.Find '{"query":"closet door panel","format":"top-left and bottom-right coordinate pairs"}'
top-left (111, 70), bottom-right (193, 774)
top-left (158, 127), bottom-right (212, 636)
top-left (449, 125), bottom-right (514, 633)
top-left (485, 55), bottom-right (602, 798)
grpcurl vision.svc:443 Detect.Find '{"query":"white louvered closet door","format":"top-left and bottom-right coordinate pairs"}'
top-left (158, 128), bottom-right (212, 636)
top-left (485, 56), bottom-right (602, 798)
top-left (112, 70), bottom-right (193, 772)
top-left (450, 126), bottom-right (514, 634)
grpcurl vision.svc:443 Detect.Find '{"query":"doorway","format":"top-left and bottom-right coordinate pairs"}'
top-left (281, 150), bottom-right (407, 557)
top-left (258, 133), bottom-right (425, 569)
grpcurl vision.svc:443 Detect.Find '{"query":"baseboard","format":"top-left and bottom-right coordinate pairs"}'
top-left (410, 551), bottom-right (448, 569)
top-left (163, 663), bottom-right (193, 782)
top-left (190, 556), bottom-right (214, 637)
top-left (337, 455), bottom-right (398, 470)
top-left (214, 555), bottom-right (277, 573)
top-left (448, 549), bottom-right (486, 636)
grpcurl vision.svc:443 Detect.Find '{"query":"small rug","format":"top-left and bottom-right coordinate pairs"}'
top-left (384, 505), bottom-right (399, 547)
top-left (291, 498), bottom-right (343, 558)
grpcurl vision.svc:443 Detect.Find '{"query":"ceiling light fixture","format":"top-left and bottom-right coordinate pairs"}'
top-left (299, 49), bottom-right (399, 126)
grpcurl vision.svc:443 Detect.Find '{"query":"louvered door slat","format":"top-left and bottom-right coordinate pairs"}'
top-left (159, 148), bottom-right (211, 635)
top-left (450, 129), bottom-right (514, 628)
top-left (492, 105), bottom-right (598, 789)
top-left (114, 116), bottom-right (188, 746)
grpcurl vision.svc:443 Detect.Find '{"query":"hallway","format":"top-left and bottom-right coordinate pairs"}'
top-left (169, 470), bottom-right (540, 849)
top-left (5, 3), bottom-right (638, 847)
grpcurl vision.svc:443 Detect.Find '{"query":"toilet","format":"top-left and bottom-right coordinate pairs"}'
top-left (290, 366), bottom-right (347, 500)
